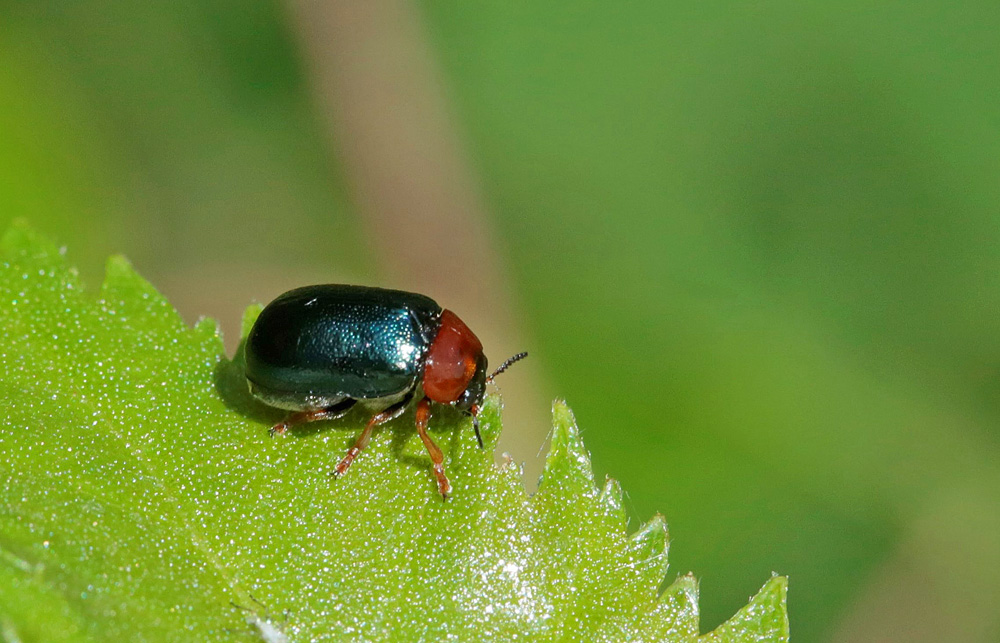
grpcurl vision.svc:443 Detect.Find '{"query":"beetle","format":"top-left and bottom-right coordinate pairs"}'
top-left (244, 284), bottom-right (527, 499)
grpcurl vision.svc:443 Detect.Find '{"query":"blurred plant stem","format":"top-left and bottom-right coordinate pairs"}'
top-left (284, 0), bottom-right (551, 481)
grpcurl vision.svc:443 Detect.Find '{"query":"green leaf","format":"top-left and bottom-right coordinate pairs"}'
top-left (0, 223), bottom-right (789, 642)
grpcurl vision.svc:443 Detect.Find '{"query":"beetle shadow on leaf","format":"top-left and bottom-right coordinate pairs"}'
top-left (388, 420), bottom-right (426, 473)
top-left (214, 339), bottom-right (364, 439)
top-left (388, 406), bottom-right (466, 474)
top-left (214, 338), bottom-right (284, 426)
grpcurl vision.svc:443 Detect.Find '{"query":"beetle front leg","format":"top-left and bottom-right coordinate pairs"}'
top-left (269, 398), bottom-right (356, 436)
top-left (414, 397), bottom-right (452, 500)
top-left (332, 394), bottom-right (412, 478)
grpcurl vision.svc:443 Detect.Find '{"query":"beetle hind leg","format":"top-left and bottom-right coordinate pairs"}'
top-left (332, 393), bottom-right (413, 479)
top-left (269, 398), bottom-right (357, 437)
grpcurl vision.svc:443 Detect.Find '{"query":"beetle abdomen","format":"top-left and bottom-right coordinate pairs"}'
top-left (245, 285), bottom-right (442, 403)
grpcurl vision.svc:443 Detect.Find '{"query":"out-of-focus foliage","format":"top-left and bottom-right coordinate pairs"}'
top-left (421, 3), bottom-right (1000, 640)
top-left (0, 1), bottom-right (364, 281)
top-left (2, 1), bottom-right (999, 640)
top-left (0, 225), bottom-right (788, 642)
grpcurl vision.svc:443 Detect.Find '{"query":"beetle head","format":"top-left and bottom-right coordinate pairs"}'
top-left (423, 310), bottom-right (528, 450)
top-left (465, 351), bottom-right (528, 449)
top-left (423, 310), bottom-right (485, 405)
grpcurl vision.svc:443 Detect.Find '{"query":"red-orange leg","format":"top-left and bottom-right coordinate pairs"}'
top-left (269, 399), bottom-right (356, 436)
top-left (414, 397), bottom-right (452, 500)
top-left (332, 396), bottom-right (410, 478)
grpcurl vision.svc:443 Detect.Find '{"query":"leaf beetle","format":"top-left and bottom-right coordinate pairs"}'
top-left (244, 284), bottom-right (527, 499)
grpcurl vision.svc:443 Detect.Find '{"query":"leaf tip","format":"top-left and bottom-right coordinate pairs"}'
top-left (105, 253), bottom-right (133, 271)
top-left (194, 316), bottom-right (223, 341)
top-left (598, 475), bottom-right (625, 516)
top-left (702, 574), bottom-right (789, 642)
top-left (631, 513), bottom-right (669, 544)
top-left (101, 254), bottom-right (152, 293)
top-left (1, 221), bottom-right (63, 263)
top-left (537, 399), bottom-right (596, 493)
top-left (664, 571), bottom-right (699, 599)
top-left (660, 572), bottom-right (700, 636)
top-left (241, 303), bottom-right (264, 340)
top-left (476, 393), bottom-right (504, 450)
top-left (628, 513), bottom-right (670, 581)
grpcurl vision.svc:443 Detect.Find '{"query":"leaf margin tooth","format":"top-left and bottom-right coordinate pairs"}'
top-left (627, 513), bottom-right (670, 585)
top-left (1, 219), bottom-right (63, 263)
top-left (240, 303), bottom-right (264, 340)
top-left (699, 574), bottom-right (789, 643)
top-left (659, 572), bottom-right (700, 638)
top-left (598, 475), bottom-right (626, 526)
top-left (537, 398), bottom-right (597, 496)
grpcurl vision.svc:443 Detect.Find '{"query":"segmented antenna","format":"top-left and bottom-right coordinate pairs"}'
top-left (487, 351), bottom-right (529, 383)
top-left (470, 352), bottom-right (528, 451)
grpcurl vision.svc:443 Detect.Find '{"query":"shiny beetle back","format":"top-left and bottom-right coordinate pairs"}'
top-left (245, 285), bottom-right (442, 403)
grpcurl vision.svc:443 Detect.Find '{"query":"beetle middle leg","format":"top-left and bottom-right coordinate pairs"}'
top-left (269, 398), bottom-right (357, 437)
top-left (332, 393), bottom-right (413, 479)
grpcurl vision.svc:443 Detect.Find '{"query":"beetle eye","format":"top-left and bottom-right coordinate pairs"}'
top-left (455, 353), bottom-right (488, 412)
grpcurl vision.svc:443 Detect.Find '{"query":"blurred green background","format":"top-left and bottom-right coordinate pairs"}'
top-left (3, 1), bottom-right (1000, 641)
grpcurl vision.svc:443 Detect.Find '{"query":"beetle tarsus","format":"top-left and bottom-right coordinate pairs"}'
top-left (433, 463), bottom-right (452, 500)
top-left (332, 447), bottom-right (361, 478)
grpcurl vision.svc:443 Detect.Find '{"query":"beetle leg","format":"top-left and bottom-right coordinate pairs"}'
top-left (332, 394), bottom-right (412, 478)
top-left (414, 397), bottom-right (452, 500)
top-left (269, 398), bottom-right (356, 437)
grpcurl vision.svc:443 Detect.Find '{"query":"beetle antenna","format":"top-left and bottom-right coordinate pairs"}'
top-left (470, 353), bottom-right (526, 450)
top-left (471, 412), bottom-right (485, 449)
top-left (487, 352), bottom-right (528, 383)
